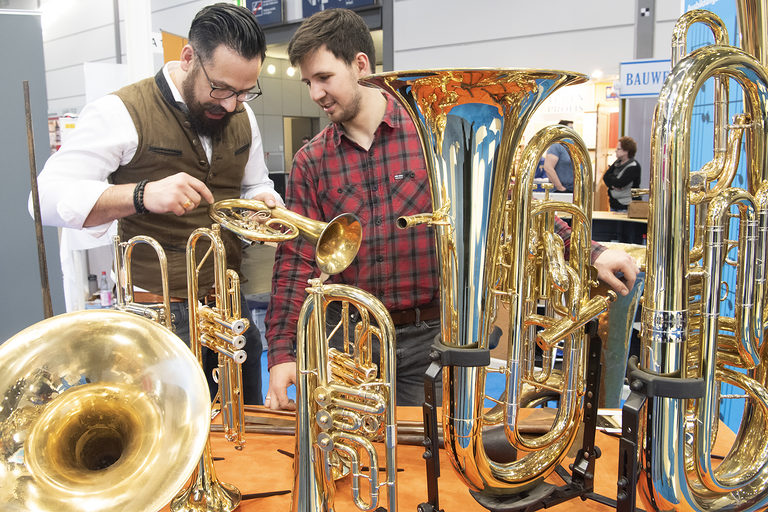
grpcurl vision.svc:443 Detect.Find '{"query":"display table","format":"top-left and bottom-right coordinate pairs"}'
top-left (590, 210), bottom-right (647, 245)
top-left (160, 407), bottom-right (734, 511)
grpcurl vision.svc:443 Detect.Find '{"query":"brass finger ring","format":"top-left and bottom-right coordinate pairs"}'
top-left (182, 200), bottom-right (193, 209)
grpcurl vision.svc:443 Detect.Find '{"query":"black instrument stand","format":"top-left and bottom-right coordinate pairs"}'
top-left (616, 356), bottom-right (705, 512)
top-left (418, 322), bottom-right (612, 512)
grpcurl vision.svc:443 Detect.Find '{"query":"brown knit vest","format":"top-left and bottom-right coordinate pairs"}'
top-left (112, 71), bottom-right (251, 298)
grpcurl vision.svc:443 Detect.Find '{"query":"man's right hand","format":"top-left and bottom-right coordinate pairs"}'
top-left (265, 361), bottom-right (297, 411)
top-left (143, 172), bottom-right (215, 216)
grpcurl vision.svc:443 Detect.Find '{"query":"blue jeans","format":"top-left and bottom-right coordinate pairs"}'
top-left (167, 294), bottom-right (264, 405)
top-left (601, 272), bottom-right (645, 407)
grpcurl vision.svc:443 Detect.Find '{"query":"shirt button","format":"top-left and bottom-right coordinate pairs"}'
top-left (376, 255), bottom-right (384, 262)
top-left (375, 217), bottom-right (383, 226)
top-left (337, 188), bottom-right (343, 193)
top-left (372, 184), bottom-right (378, 191)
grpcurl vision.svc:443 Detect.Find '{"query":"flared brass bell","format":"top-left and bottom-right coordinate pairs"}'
top-left (0, 309), bottom-right (211, 511)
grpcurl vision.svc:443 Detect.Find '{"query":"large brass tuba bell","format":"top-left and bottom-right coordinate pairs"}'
top-left (635, 4), bottom-right (768, 511)
top-left (362, 69), bottom-right (614, 503)
top-left (0, 310), bottom-right (210, 511)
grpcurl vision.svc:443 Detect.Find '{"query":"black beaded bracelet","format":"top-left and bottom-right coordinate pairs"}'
top-left (133, 179), bottom-right (150, 214)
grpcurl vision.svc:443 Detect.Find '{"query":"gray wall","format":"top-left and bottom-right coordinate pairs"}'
top-left (391, 0), bottom-right (682, 74)
top-left (1, 10), bottom-right (65, 341)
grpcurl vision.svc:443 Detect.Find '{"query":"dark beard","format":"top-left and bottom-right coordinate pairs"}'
top-left (181, 72), bottom-right (234, 138)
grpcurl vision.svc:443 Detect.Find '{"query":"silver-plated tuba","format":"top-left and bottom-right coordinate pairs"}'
top-left (634, 4), bottom-right (768, 511)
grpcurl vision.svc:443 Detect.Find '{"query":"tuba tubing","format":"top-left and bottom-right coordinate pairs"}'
top-left (638, 8), bottom-right (768, 511)
top-left (113, 234), bottom-right (173, 330)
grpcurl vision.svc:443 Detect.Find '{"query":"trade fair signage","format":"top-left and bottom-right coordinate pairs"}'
top-left (246, 0), bottom-right (283, 26)
top-left (618, 59), bottom-right (672, 98)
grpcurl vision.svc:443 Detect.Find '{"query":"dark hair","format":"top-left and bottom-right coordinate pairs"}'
top-left (619, 136), bottom-right (637, 158)
top-left (189, 3), bottom-right (266, 62)
top-left (288, 8), bottom-right (375, 69)
top-left (558, 119), bottom-right (573, 126)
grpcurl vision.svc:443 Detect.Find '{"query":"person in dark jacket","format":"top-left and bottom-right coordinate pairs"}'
top-left (603, 136), bottom-right (641, 211)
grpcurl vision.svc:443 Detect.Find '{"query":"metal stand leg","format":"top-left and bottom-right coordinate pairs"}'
top-left (418, 356), bottom-right (444, 512)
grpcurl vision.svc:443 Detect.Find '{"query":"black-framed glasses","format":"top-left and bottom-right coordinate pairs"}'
top-left (196, 53), bottom-right (262, 102)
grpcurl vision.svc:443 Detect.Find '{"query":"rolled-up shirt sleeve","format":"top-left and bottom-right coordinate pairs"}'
top-left (29, 95), bottom-right (138, 236)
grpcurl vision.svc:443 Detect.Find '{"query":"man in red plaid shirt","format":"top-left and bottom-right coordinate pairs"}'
top-left (264, 9), bottom-right (638, 410)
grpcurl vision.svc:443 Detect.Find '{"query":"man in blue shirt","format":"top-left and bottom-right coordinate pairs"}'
top-left (542, 120), bottom-right (574, 192)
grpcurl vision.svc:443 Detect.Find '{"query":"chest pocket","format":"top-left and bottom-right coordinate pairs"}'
top-left (320, 182), bottom-right (371, 225)
top-left (389, 168), bottom-right (432, 216)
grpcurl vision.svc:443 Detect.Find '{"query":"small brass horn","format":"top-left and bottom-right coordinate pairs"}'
top-left (209, 198), bottom-right (362, 275)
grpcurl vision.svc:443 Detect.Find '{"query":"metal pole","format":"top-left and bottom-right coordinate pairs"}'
top-left (24, 80), bottom-right (53, 319)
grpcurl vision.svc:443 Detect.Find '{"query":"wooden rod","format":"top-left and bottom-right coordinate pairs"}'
top-left (24, 80), bottom-right (53, 319)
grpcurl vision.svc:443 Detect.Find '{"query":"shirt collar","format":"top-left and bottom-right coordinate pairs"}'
top-left (163, 62), bottom-right (185, 104)
top-left (154, 62), bottom-right (188, 113)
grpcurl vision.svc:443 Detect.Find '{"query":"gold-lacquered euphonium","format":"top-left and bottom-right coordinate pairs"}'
top-left (636, 5), bottom-right (768, 511)
top-left (292, 280), bottom-right (398, 512)
top-left (112, 234), bottom-right (173, 330)
top-left (171, 224), bottom-right (250, 512)
top-left (0, 310), bottom-right (210, 511)
top-left (362, 70), bottom-right (614, 501)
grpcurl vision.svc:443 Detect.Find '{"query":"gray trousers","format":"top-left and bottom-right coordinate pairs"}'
top-left (325, 301), bottom-right (441, 406)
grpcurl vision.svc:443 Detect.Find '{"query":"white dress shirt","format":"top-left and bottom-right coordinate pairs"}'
top-left (31, 62), bottom-right (280, 237)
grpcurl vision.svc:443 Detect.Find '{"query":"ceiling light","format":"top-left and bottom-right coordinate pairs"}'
top-left (286, 66), bottom-right (296, 77)
top-left (266, 64), bottom-right (276, 75)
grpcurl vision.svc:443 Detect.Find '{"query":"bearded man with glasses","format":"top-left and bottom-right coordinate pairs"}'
top-left (30, 3), bottom-right (280, 406)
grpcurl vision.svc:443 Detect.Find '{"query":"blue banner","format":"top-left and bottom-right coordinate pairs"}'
top-left (247, 0), bottom-right (283, 26)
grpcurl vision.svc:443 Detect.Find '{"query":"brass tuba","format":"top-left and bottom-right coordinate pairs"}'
top-left (0, 310), bottom-right (210, 511)
top-left (635, 4), bottom-right (768, 511)
top-left (362, 70), bottom-right (614, 502)
top-left (292, 279), bottom-right (398, 512)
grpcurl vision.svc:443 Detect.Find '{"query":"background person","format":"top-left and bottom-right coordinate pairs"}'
top-left (29, 3), bottom-right (281, 405)
top-left (264, 9), bottom-right (639, 411)
top-left (603, 136), bottom-right (641, 212)
top-left (541, 119), bottom-right (575, 193)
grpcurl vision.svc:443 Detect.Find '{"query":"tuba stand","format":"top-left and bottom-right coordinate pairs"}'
top-left (616, 357), bottom-right (705, 512)
top-left (419, 322), bottom-right (613, 512)
top-left (418, 336), bottom-right (492, 512)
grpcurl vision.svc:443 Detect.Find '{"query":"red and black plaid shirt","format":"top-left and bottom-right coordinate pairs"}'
top-left (265, 94), bottom-right (605, 368)
top-left (266, 95), bottom-right (438, 368)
